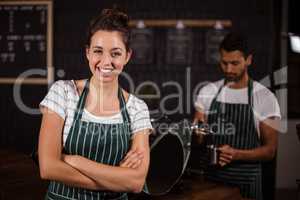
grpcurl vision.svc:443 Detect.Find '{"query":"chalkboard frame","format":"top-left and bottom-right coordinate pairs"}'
top-left (0, 0), bottom-right (53, 85)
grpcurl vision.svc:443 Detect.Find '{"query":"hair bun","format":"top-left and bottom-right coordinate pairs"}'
top-left (86, 8), bottom-right (131, 50)
top-left (101, 8), bottom-right (129, 28)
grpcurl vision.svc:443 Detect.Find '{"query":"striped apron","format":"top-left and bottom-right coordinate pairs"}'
top-left (46, 79), bottom-right (131, 200)
top-left (205, 79), bottom-right (263, 200)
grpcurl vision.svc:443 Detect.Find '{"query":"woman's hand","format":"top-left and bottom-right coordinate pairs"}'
top-left (120, 148), bottom-right (144, 169)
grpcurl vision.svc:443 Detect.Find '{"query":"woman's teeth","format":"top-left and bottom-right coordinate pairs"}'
top-left (101, 68), bottom-right (113, 73)
top-left (96, 67), bottom-right (113, 74)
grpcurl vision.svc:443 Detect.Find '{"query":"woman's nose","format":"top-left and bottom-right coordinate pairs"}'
top-left (100, 54), bottom-right (112, 66)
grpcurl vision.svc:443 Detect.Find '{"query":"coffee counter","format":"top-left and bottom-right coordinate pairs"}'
top-left (0, 149), bottom-right (242, 200)
top-left (131, 173), bottom-right (242, 200)
top-left (0, 149), bottom-right (48, 200)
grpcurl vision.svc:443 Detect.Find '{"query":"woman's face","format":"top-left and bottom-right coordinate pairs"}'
top-left (86, 30), bottom-right (131, 83)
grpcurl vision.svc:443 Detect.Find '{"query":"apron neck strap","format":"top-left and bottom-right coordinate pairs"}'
top-left (118, 88), bottom-right (130, 123)
top-left (74, 79), bottom-right (90, 121)
top-left (248, 78), bottom-right (254, 107)
top-left (74, 79), bottom-right (130, 123)
top-left (211, 80), bottom-right (225, 103)
top-left (212, 79), bottom-right (254, 106)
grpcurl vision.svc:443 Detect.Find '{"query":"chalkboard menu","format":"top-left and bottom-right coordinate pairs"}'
top-left (0, 1), bottom-right (53, 84)
top-left (166, 29), bottom-right (193, 65)
top-left (205, 29), bottom-right (227, 65)
top-left (130, 28), bottom-right (154, 65)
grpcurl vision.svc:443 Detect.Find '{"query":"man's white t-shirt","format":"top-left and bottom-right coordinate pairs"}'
top-left (40, 80), bottom-right (153, 146)
top-left (194, 79), bottom-right (281, 136)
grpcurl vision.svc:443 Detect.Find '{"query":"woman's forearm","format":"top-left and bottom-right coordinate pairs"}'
top-left (66, 155), bottom-right (146, 193)
top-left (39, 158), bottom-right (104, 191)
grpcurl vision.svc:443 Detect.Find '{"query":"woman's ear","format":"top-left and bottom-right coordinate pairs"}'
top-left (86, 46), bottom-right (90, 61)
top-left (125, 49), bottom-right (132, 65)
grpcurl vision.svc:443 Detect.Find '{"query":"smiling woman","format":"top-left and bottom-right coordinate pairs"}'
top-left (38, 8), bottom-right (152, 200)
top-left (86, 31), bottom-right (131, 84)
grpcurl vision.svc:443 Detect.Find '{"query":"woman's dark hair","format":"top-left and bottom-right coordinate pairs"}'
top-left (219, 32), bottom-right (252, 58)
top-left (86, 8), bottom-right (131, 51)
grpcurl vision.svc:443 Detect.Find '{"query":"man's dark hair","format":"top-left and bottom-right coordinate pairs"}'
top-left (219, 32), bottom-right (251, 57)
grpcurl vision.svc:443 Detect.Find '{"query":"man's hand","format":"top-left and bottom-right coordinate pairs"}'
top-left (120, 148), bottom-right (144, 169)
top-left (218, 145), bottom-right (237, 167)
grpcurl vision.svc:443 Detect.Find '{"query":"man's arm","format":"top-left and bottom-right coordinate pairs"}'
top-left (193, 110), bottom-right (208, 144)
top-left (193, 110), bottom-right (207, 124)
top-left (218, 117), bottom-right (279, 166)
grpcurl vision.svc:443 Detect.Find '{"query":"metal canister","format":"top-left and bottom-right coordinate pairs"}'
top-left (207, 145), bottom-right (219, 165)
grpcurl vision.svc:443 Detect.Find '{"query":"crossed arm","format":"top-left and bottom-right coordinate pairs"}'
top-left (193, 110), bottom-right (279, 166)
top-left (38, 108), bottom-right (150, 193)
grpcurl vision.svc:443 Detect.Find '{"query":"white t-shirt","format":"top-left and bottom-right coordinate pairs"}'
top-left (40, 80), bottom-right (153, 146)
top-left (194, 79), bottom-right (281, 136)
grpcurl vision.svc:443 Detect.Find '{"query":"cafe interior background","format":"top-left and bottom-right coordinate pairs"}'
top-left (0, 0), bottom-right (300, 199)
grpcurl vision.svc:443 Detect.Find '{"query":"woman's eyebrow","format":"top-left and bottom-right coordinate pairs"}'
top-left (93, 46), bottom-right (103, 49)
top-left (111, 47), bottom-right (123, 51)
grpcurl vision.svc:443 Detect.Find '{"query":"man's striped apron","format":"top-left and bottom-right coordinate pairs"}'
top-left (205, 79), bottom-right (263, 200)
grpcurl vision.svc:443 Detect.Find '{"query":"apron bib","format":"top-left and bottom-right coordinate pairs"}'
top-left (205, 79), bottom-right (263, 200)
top-left (46, 79), bottom-right (131, 200)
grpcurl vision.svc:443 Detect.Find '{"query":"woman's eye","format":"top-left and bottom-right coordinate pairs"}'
top-left (93, 50), bottom-right (102, 54)
top-left (111, 52), bottom-right (121, 57)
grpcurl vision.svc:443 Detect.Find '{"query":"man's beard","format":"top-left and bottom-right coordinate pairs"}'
top-left (224, 69), bottom-right (246, 83)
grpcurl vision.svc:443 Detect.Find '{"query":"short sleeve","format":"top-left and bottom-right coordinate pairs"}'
top-left (39, 80), bottom-right (67, 119)
top-left (194, 82), bottom-right (220, 113)
top-left (253, 86), bottom-right (281, 121)
top-left (128, 96), bottom-right (153, 135)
